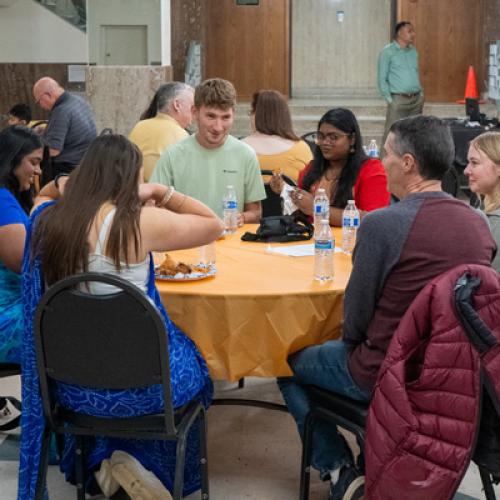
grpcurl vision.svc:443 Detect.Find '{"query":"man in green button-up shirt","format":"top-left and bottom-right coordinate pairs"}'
top-left (378, 21), bottom-right (424, 144)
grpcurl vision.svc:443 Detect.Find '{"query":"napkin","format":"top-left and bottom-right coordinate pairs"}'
top-left (281, 184), bottom-right (298, 215)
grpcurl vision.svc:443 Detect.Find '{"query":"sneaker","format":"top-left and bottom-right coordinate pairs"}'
top-left (110, 450), bottom-right (172, 500)
top-left (329, 465), bottom-right (364, 500)
top-left (95, 458), bottom-right (121, 497)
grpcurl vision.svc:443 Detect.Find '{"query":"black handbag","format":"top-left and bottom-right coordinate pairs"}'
top-left (241, 214), bottom-right (313, 243)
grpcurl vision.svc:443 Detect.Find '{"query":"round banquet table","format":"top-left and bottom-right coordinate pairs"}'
top-left (155, 225), bottom-right (352, 381)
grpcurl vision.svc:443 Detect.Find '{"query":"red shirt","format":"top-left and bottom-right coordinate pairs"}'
top-left (297, 158), bottom-right (390, 211)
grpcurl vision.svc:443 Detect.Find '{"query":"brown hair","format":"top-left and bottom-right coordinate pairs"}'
top-left (194, 78), bottom-right (236, 110)
top-left (251, 90), bottom-right (299, 141)
top-left (32, 134), bottom-right (143, 285)
top-left (470, 131), bottom-right (500, 213)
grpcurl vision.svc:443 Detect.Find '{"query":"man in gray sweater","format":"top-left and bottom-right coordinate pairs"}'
top-left (278, 115), bottom-right (496, 500)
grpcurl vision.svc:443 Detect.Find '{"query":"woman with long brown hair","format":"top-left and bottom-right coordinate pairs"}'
top-left (242, 89), bottom-right (312, 182)
top-left (19, 134), bottom-right (223, 499)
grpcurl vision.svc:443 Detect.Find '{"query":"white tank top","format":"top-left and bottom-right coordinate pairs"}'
top-left (86, 209), bottom-right (149, 295)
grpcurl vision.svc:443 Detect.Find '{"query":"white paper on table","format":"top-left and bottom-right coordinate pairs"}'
top-left (268, 244), bottom-right (343, 257)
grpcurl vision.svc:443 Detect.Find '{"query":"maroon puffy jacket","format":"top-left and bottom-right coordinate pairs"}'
top-left (365, 264), bottom-right (500, 500)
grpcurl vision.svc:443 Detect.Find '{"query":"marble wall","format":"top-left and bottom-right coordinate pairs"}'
top-left (170, 0), bottom-right (204, 82)
top-left (86, 65), bottom-right (173, 135)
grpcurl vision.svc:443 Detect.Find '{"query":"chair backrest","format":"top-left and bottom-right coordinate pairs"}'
top-left (34, 272), bottom-right (175, 426)
top-left (300, 132), bottom-right (317, 155)
top-left (260, 169), bottom-right (296, 217)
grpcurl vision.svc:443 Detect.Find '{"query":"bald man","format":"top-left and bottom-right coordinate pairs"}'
top-left (33, 77), bottom-right (97, 177)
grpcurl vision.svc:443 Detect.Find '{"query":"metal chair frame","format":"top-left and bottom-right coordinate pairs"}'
top-left (33, 272), bottom-right (208, 500)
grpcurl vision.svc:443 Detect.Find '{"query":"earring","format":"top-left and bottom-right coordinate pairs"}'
top-left (350, 145), bottom-right (355, 154)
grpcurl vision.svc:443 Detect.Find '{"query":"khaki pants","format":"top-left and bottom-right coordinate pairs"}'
top-left (382, 93), bottom-right (424, 146)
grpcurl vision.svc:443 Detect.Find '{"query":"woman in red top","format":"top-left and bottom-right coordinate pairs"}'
top-left (271, 108), bottom-right (390, 225)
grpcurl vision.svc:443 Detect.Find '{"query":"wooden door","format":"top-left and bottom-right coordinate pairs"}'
top-left (204, 0), bottom-right (290, 100)
top-left (398, 0), bottom-right (483, 102)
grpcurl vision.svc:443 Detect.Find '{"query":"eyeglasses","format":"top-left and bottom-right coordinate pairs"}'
top-left (315, 132), bottom-right (350, 144)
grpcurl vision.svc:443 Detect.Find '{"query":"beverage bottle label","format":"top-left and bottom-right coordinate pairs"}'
top-left (225, 200), bottom-right (237, 210)
top-left (315, 240), bottom-right (332, 250)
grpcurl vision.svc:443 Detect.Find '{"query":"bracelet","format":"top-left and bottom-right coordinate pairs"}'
top-left (160, 186), bottom-right (175, 207)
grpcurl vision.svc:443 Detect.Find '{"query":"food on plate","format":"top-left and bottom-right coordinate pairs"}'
top-left (157, 253), bottom-right (206, 276)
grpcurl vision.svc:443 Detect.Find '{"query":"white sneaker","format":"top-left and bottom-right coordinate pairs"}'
top-left (110, 450), bottom-right (172, 500)
top-left (94, 458), bottom-right (121, 498)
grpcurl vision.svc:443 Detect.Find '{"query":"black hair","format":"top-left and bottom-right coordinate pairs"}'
top-left (395, 21), bottom-right (412, 37)
top-left (9, 103), bottom-right (32, 123)
top-left (389, 115), bottom-right (454, 181)
top-left (302, 108), bottom-right (369, 208)
top-left (0, 125), bottom-right (42, 213)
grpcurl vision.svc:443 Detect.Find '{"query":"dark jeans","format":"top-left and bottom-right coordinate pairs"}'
top-left (277, 340), bottom-right (370, 478)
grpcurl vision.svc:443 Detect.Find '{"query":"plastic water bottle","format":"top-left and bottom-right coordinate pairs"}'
top-left (222, 185), bottom-right (238, 234)
top-left (342, 200), bottom-right (360, 254)
top-left (314, 219), bottom-right (334, 282)
top-left (367, 139), bottom-right (379, 158)
top-left (313, 188), bottom-right (329, 238)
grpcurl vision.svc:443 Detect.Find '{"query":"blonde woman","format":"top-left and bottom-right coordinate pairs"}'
top-left (465, 131), bottom-right (500, 272)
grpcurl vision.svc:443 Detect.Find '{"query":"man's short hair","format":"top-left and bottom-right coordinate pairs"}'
top-left (389, 115), bottom-right (454, 181)
top-left (9, 103), bottom-right (31, 123)
top-left (395, 21), bottom-right (412, 36)
top-left (194, 78), bottom-right (236, 110)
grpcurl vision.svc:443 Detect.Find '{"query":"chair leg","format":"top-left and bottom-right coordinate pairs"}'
top-left (74, 435), bottom-right (86, 500)
top-left (35, 426), bottom-right (52, 500)
top-left (173, 433), bottom-right (188, 500)
top-left (299, 412), bottom-right (316, 500)
top-left (199, 409), bottom-right (209, 499)
top-left (479, 467), bottom-right (497, 500)
top-left (238, 378), bottom-right (245, 389)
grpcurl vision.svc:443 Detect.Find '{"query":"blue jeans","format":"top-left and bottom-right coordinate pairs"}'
top-left (277, 340), bottom-right (370, 478)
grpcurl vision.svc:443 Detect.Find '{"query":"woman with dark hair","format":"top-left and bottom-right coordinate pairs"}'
top-left (0, 125), bottom-right (42, 363)
top-left (19, 134), bottom-right (223, 499)
top-left (271, 107), bottom-right (390, 225)
top-left (242, 90), bottom-right (312, 182)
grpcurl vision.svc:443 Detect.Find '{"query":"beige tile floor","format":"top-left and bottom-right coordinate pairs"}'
top-left (1, 376), bottom-right (497, 499)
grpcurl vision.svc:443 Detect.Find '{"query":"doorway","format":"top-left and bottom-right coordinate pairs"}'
top-left (398, 0), bottom-right (484, 101)
top-left (101, 25), bottom-right (148, 65)
top-left (204, 0), bottom-right (290, 99)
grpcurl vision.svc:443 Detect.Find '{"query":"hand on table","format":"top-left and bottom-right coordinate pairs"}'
top-left (290, 188), bottom-right (314, 215)
top-left (237, 212), bottom-right (245, 227)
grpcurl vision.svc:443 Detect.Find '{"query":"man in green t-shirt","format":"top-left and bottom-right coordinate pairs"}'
top-left (150, 78), bottom-right (265, 224)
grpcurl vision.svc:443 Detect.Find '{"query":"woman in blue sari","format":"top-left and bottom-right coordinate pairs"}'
top-left (0, 126), bottom-right (42, 364)
top-left (19, 134), bottom-right (223, 499)
top-left (0, 126), bottom-right (42, 424)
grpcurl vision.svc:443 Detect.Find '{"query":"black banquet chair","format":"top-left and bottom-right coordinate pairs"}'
top-left (299, 270), bottom-right (500, 500)
top-left (33, 272), bottom-right (209, 500)
top-left (260, 169), bottom-right (296, 217)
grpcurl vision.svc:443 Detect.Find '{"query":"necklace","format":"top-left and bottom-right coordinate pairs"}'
top-left (324, 169), bottom-right (340, 182)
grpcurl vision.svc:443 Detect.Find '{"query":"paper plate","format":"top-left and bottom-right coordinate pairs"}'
top-left (155, 263), bottom-right (216, 282)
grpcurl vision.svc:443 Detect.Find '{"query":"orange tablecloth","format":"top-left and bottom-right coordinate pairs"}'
top-left (155, 225), bottom-right (352, 381)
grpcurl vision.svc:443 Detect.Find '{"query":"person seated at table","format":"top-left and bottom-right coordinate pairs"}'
top-left (19, 134), bottom-right (224, 499)
top-left (270, 108), bottom-right (390, 225)
top-left (150, 78), bottom-right (266, 225)
top-left (465, 131), bottom-right (500, 272)
top-left (6, 103), bottom-right (32, 126)
top-left (129, 82), bottom-right (194, 181)
top-left (242, 89), bottom-right (312, 183)
top-left (278, 116), bottom-right (496, 499)
top-left (0, 126), bottom-right (42, 364)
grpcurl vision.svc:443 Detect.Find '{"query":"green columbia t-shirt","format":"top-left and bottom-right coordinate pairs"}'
top-left (150, 134), bottom-right (266, 218)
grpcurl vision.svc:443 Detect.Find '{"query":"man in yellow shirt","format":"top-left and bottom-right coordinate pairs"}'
top-left (129, 82), bottom-right (194, 181)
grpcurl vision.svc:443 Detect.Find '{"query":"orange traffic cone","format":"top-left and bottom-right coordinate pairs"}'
top-left (457, 66), bottom-right (484, 103)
